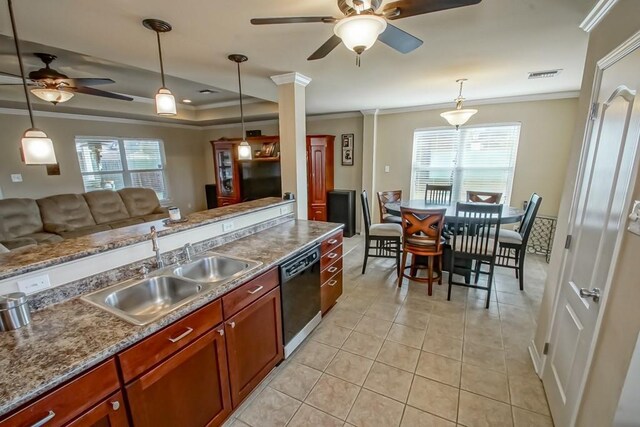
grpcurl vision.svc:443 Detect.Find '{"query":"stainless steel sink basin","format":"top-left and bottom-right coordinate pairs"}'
top-left (83, 276), bottom-right (206, 325)
top-left (172, 254), bottom-right (261, 283)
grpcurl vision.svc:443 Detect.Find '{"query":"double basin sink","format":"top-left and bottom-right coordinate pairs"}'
top-left (83, 253), bottom-right (262, 326)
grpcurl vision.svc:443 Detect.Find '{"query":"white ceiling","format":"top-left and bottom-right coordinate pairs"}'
top-left (0, 0), bottom-right (594, 119)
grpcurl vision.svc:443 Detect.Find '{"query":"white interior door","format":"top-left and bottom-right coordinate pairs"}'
top-left (542, 46), bottom-right (640, 426)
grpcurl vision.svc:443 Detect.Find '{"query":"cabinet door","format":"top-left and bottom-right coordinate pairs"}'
top-left (307, 143), bottom-right (327, 208)
top-left (126, 327), bottom-right (231, 427)
top-left (225, 287), bottom-right (283, 407)
top-left (214, 144), bottom-right (240, 203)
top-left (66, 391), bottom-right (128, 427)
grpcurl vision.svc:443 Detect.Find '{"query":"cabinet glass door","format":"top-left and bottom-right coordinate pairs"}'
top-left (217, 148), bottom-right (235, 197)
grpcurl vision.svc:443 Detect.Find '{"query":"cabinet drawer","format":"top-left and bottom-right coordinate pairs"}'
top-left (321, 271), bottom-right (343, 315)
top-left (309, 206), bottom-right (327, 221)
top-left (320, 244), bottom-right (343, 270)
top-left (119, 300), bottom-right (223, 382)
top-left (222, 268), bottom-right (279, 319)
top-left (66, 391), bottom-right (128, 427)
top-left (321, 231), bottom-right (343, 253)
top-left (0, 359), bottom-right (119, 427)
top-left (321, 257), bottom-right (343, 283)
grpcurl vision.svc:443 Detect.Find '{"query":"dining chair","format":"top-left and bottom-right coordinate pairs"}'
top-left (397, 207), bottom-right (447, 295)
top-left (361, 191), bottom-right (403, 276)
top-left (376, 190), bottom-right (402, 224)
top-left (447, 202), bottom-right (502, 308)
top-left (467, 191), bottom-right (503, 204)
top-left (476, 193), bottom-right (542, 291)
top-left (424, 184), bottom-right (453, 205)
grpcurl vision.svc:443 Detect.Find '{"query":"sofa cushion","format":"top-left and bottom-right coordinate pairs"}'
top-left (84, 190), bottom-right (131, 225)
top-left (107, 218), bottom-right (145, 229)
top-left (0, 198), bottom-right (44, 239)
top-left (118, 188), bottom-right (165, 218)
top-left (0, 237), bottom-right (38, 250)
top-left (57, 224), bottom-right (112, 239)
top-left (37, 194), bottom-right (97, 234)
top-left (26, 232), bottom-right (64, 245)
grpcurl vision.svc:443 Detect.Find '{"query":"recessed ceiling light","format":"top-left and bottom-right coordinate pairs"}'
top-left (182, 99), bottom-right (192, 103)
top-left (528, 69), bottom-right (562, 79)
top-left (199, 89), bottom-right (218, 94)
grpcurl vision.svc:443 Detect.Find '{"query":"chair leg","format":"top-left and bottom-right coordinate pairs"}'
top-left (395, 241), bottom-right (401, 278)
top-left (514, 249), bottom-right (519, 279)
top-left (518, 250), bottom-right (526, 291)
top-left (486, 264), bottom-right (496, 309)
top-left (438, 255), bottom-right (443, 285)
top-left (398, 250), bottom-right (408, 287)
top-left (362, 239), bottom-right (370, 274)
top-left (410, 256), bottom-right (417, 278)
top-left (427, 256), bottom-right (434, 296)
top-left (474, 260), bottom-right (482, 284)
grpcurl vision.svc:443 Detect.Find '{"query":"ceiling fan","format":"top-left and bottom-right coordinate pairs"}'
top-left (251, 0), bottom-right (481, 64)
top-left (0, 52), bottom-right (133, 104)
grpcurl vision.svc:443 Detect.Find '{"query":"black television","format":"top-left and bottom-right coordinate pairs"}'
top-left (240, 161), bottom-right (282, 201)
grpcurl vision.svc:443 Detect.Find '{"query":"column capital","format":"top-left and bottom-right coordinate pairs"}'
top-left (270, 72), bottom-right (312, 87)
top-left (360, 108), bottom-right (380, 116)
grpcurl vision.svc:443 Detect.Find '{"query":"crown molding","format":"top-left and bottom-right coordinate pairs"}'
top-left (580, 0), bottom-right (618, 33)
top-left (270, 72), bottom-right (312, 87)
top-left (202, 110), bottom-right (362, 130)
top-left (196, 97), bottom-right (267, 110)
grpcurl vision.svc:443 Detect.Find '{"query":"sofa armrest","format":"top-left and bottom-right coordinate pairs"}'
top-left (154, 206), bottom-right (169, 214)
top-left (43, 223), bottom-right (71, 235)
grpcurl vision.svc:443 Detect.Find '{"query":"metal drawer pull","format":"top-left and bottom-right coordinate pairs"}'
top-left (328, 239), bottom-right (338, 244)
top-left (328, 253), bottom-right (338, 259)
top-left (230, 321), bottom-right (236, 328)
top-left (328, 266), bottom-right (338, 273)
top-left (30, 411), bottom-right (55, 427)
top-left (218, 329), bottom-right (224, 336)
top-left (247, 285), bottom-right (264, 295)
top-left (168, 327), bottom-right (194, 343)
top-left (328, 280), bottom-right (338, 287)
top-left (111, 401), bottom-right (120, 411)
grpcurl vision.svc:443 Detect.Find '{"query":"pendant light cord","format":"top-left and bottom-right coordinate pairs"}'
top-left (8, 0), bottom-right (35, 128)
top-left (236, 62), bottom-right (246, 139)
top-left (156, 32), bottom-right (166, 88)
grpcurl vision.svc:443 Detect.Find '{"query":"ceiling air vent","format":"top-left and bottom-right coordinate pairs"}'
top-left (199, 89), bottom-right (219, 94)
top-left (528, 69), bottom-right (562, 79)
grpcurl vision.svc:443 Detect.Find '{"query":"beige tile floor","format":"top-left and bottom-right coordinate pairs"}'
top-left (224, 236), bottom-right (553, 427)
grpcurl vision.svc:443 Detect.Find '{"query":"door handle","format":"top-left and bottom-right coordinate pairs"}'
top-left (579, 288), bottom-right (601, 303)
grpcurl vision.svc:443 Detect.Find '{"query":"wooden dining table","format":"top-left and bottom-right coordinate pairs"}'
top-left (384, 200), bottom-right (525, 225)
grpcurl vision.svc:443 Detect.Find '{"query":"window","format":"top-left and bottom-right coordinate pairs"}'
top-left (410, 123), bottom-right (521, 204)
top-left (75, 137), bottom-right (169, 201)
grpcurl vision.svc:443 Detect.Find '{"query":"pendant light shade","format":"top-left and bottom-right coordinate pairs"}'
top-left (30, 88), bottom-right (74, 104)
top-left (144, 19), bottom-right (177, 117)
top-left (229, 54), bottom-right (252, 160)
top-left (441, 79), bottom-right (477, 130)
top-left (7, 0), bottom-right (57, 165)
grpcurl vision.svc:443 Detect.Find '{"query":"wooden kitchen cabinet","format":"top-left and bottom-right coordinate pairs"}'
top-left (225, 286), bottom-right (283, 407)
top-left (212, 141), bottom-right (242, 206)
top-left (307, 135), bottom-right (335, 221)
top-left (66, 391), bottom-right (128, 427)
top-left (125, 327), bottom-right (232, 427)
top-left (320, 230), bottom-right (344, 315)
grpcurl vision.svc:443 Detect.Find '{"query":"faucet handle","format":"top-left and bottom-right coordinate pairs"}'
top-left (170, 255), bottom-right (180, 266)
top-left (139, 266), bottom-right (149, 277)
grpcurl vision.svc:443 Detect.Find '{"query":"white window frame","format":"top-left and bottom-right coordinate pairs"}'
top-left (410, 123), bottom-right (521, 204)
top-left (74, 136), bottom-right (170, 203)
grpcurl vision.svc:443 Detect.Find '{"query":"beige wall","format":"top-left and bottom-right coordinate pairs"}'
top-left (374, 98), bottom-right (578, 218)
top-left (0, 114), bottom-right (207, 214)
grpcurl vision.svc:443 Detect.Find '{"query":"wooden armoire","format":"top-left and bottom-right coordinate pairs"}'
top-left (306, 135), bottom-right (335, 221)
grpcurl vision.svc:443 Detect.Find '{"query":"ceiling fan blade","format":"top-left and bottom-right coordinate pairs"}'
top-left (384, 0), bottom-right (481, 20)
top-left (66, 86), bottom-right (133, 101)
top-left (378, 24), bottom-right (423, 53)
top-left (251, 16), bottom-right (337, 25)
top-left (307, 35), bottom-right (343, 60)
top-left (63, 78), bottom-right (115, 86)
top-left (0, 70), bottom-right (22, 78)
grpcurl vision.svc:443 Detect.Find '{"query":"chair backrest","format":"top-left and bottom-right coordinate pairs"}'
top-left (466, 191), bottom-right (503, 204)
top-left (425, 184), bottom-right (452, 205)
top-left (376, 190), bottom-right (402, 219)
top-left (451, 202), bottom-right (502, 260)
top-left (400, 207), bottom-right (447, 253)
top-left (519, 193), bottom-right (542, 245)
top-left (361, 190), bottom-right (373, 237)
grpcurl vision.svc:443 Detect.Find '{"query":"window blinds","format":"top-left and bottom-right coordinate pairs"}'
top-left (411, 124), bottom-right (521, 204)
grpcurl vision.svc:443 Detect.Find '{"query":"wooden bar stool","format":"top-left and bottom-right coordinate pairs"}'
top-left (376, 190), bottom-right (402, 224)
top-left (466, 191), bottom-right (503, 204)
top-left (397, 207), bottom-right (447, 296)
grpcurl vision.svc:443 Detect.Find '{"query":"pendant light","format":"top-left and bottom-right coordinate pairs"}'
top-left (7, 0), bottom-right (57, 165)
top-left (143, 19), bottom-right (177, 116)
top-left (229, 54), bottom-right (252, 160)
top-left (440, 79), bottom-right (478, 130)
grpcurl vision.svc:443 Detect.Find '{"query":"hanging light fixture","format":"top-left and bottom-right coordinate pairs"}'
top-left (7, 0), bottom-right (57, 165)
top-left (30, 87), bottom-right (74, 105)
top-left (440, 79), bottom-right (478, 130)
top-left (229, 54), bottom-right (252, 160)
top-left (143, 19), bottom-right (177, 116)
top-left (334, 14), bottom-right (387, 66)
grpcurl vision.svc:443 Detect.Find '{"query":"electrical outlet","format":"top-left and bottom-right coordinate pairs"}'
top-left (222, 222), bottom-right (235, 232)
top-left (384, 165), bottom-right (390, 173)
top-left (11, 174), bottom-right (23, 183)
top-left (17, 274), bottom-right (51, 294)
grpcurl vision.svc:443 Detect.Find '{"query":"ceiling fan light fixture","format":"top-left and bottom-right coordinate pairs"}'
top-left (155, 87), bottom-right (177, 115)
top-left (30, 87), bottom-right (74, 105)
top-left (334, 14), bottom-right (387, 53)
top-left (441, 79), bottom-right (477, 130)
top-left (21, 128), bottom-right (57, 165)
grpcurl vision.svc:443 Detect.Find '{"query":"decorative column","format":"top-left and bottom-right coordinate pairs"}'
top-left (361, 109), bottom-right (379, 221)
top-left (271, 72), bottom-right (312, 219)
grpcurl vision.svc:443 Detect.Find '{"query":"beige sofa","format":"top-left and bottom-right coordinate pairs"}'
top-left (0, 188), bottom-right (168, 250)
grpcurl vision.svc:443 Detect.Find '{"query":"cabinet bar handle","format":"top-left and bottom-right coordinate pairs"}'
top-left (328, 239), bottom-right (338, 244)
top-left (30, 411), bottom-right (55, 427)
top-left (230, 321), bottom-right (236, 328)
top-left (328, 280), bottom-right (338, 287)
top-left (328, 266), bottom-right (338, 273)
top-left (247, 285), bottom-right (264, 295)
top-left (168, 327), bottom-right (194, 343)
top-left (111, 401), bottom-right (120, 411)
top-left (328, 253), bottom-right (338, 259)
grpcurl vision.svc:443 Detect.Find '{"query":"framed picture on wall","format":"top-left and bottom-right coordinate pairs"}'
top-left (341, 133), bottom-right (354, 166)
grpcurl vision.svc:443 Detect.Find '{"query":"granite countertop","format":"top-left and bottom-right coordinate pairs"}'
top-left (0, 220), bottom-right (342, 417)
top-left (0, 198), bottom-right (290, 281)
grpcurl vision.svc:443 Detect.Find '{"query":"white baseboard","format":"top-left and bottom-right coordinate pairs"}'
top-left (529, 339), bottom-right (544, 377)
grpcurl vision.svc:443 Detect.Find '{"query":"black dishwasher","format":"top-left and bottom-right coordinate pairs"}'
top-left (280, 245), bottom-right (321, 358)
